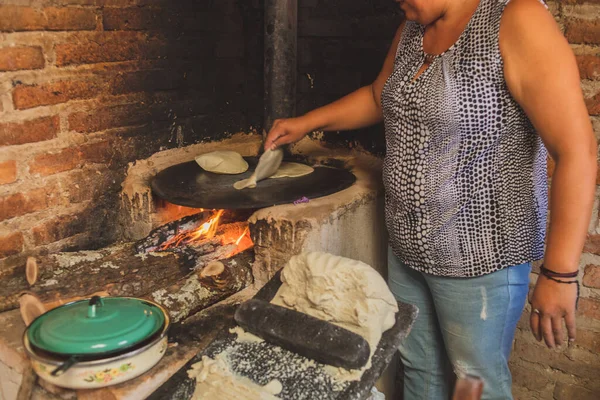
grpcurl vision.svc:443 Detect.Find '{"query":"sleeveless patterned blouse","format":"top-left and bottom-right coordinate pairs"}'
top-left (381, 0), bottom-right (548, 277)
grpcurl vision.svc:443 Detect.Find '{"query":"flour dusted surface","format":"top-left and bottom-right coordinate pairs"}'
top-left (187, 352), bottom-right (282, 400)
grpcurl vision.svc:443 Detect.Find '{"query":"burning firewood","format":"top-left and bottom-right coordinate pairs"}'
top-left (0, 211), bottom-right (254, 323)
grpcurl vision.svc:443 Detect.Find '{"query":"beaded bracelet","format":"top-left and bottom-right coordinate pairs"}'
top-left (540, 264), bottom-right (579, 278)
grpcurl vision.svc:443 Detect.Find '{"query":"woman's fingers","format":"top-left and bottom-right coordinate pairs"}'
top-left (540, 314), bottom-right (555, 348)
top-left (551, 315), bottom-right (564, 347)
top-left (530, 309), bottom-right (542, 341)
top-left (565, 310), bottom-right (577, 344)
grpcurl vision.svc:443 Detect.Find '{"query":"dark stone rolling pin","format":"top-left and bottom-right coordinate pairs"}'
top-left (234, 299), bottom-right (371, 370)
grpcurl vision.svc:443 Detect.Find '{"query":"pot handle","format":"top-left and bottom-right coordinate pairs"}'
top-left (50, 356), bottom-right (78, 377)
top-left (87, 295), bottom-right (104, 318)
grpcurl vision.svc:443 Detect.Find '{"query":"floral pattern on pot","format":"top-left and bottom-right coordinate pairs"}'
top-left (79, 363), bottom-right (136, 384)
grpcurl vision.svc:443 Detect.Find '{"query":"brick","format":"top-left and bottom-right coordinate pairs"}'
top-left (0, 232), bottom-right (23, 258)
top-left (0, 46), bottom-right (44, 72)
top-left (554, 382), bottom-right (598, 400)
top-left (515, 339), bottom-right (600, 379)
top-left (68, 104), bottom-right (149, 133)
top-left (29, 147), bottom-right (80, 176)
top-left (32, 213), bottom-right (89, 246)
top-left (577, 55), bottom-right (600, 80)
top-left (565, 19), bottom-right (600, 45)
top-left (13, 79), bottom-right (106, 110)
top-left (578, 297), bottom-right (600, 320)
top-left (66, 168), bottom-right (117, 204)
top-left (583, 264), bottom-right (600, 288)
top-left (509, 362), bottom-right (552, 392)
top-left (0, 187), bottom-right (59, 222)
top-left (29, 141), bottom-right (112, 176)
top-left (576, 328), bottom-right (600, 353)
top-left (55, 32), bottom-right (165, 67)
top-left (0, 6), bottom-right (96, 32)
top-left (584, 234), bottom-right (600, 254)
top-left (559, 0), bottom-right (600, 4)
top-left (0, 161), bottom-right (17, 185)
top-left (585, 91), bottom-right (600, 115)
top-left (0, 116), bottom-right (59, 146)
top-left (103, 7), bottom-right (173, 31)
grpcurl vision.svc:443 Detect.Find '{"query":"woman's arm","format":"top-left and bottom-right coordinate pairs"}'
top-left (500, 0), bottom-right (597, 348)
top-left (264, 21), bottom-right (406, 150)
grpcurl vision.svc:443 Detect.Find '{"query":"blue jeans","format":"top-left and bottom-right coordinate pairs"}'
top-left (388, 248), bottom-right (531, 400)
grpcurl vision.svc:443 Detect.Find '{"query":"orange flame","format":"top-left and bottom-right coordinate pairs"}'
top-left (158, 210), bottom-right (253, 259)
top-left (159, 210), bottom-right (224, 251)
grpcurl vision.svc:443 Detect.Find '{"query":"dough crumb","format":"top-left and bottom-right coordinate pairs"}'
top-left (229, 326), bottom-right (265, 343)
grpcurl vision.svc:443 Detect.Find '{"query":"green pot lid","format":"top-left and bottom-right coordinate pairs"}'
top-left (27, 296), bottom-right (166, 356)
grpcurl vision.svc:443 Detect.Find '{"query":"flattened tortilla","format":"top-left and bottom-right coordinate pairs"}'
top-left (268, 162), bottom-right (314, 179)
top-left (195, 151), bottom-right (248, 174)
top-left (234, 148), bottom-right (284, 190)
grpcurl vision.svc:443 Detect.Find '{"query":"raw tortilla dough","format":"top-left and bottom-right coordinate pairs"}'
top-left (234, 148), bottom-right (284, 190)
top-left (268, 162), bottom-right (314, 179)
top-left (271, 252), bottom-right (398, 380)
top-left (188, 353), bottom-right (282, 400)
top-left (195, 151), bottom-right (248, 174)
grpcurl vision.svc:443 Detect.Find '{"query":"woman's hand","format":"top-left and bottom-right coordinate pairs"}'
top-left (264, 117), bottom-right (312, 151)
top-left (529, 275), bottom-right (577, 348)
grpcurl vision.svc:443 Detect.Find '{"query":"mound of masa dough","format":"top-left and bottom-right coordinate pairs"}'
top-left (195, 151), bottom-right (249, 174)
top-left (271, 252), bottom-right (398, 378)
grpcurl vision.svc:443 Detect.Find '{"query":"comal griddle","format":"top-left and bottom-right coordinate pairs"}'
top-left (151, 157), bottom-right (356, 209)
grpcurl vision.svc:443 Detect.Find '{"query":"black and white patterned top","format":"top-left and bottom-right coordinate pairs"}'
top-left (381, 0), bottom-right (548, 277)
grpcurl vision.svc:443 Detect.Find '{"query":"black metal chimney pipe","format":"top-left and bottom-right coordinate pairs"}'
top-left (263, 0), bottom-right (297, 137)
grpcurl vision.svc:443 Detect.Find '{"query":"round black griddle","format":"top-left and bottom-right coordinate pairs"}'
top-left (151, 158), bottom-right (356, 210)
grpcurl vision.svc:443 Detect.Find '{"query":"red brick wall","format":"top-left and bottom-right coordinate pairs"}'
top-left (509, 2), bottom-right (600, 399)
top-left (0, 0), bottom-right (263, 269)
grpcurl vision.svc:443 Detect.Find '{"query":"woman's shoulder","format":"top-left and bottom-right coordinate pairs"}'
top-left (499, 0), bottom-right (564, 52)
top-left (501, 0), bottom-right (553, 33)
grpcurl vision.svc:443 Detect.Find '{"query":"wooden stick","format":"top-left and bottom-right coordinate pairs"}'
top-left (16, 362), bottom-right (37, 400)
top-left (25, 257), bottom-right (38, 286)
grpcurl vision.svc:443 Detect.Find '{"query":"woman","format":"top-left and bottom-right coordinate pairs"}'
top-left (265, 0), bottom-right (596, 398)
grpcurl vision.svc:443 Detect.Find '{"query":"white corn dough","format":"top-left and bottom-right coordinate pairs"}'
top-left (188, 353), bottom-right (282, 400)
top-left (195, 151), bottom-right (249, 174)
top-left (234, 148), bottom-right (284, 190)
top-left (268, 162), bottom-right (314, 179)
top-left (271, 252), bottom-right (399, 381)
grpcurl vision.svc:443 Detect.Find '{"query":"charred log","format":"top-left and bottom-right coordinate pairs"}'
top-left (149, 250), bottom-right (253, 323)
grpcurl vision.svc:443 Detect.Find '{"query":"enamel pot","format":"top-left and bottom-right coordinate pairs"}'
top-left (23, 296), bottom-right (170, 389)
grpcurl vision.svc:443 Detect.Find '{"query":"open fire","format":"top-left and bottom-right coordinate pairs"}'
top-left (142, 209), bottom-right (253, 260)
